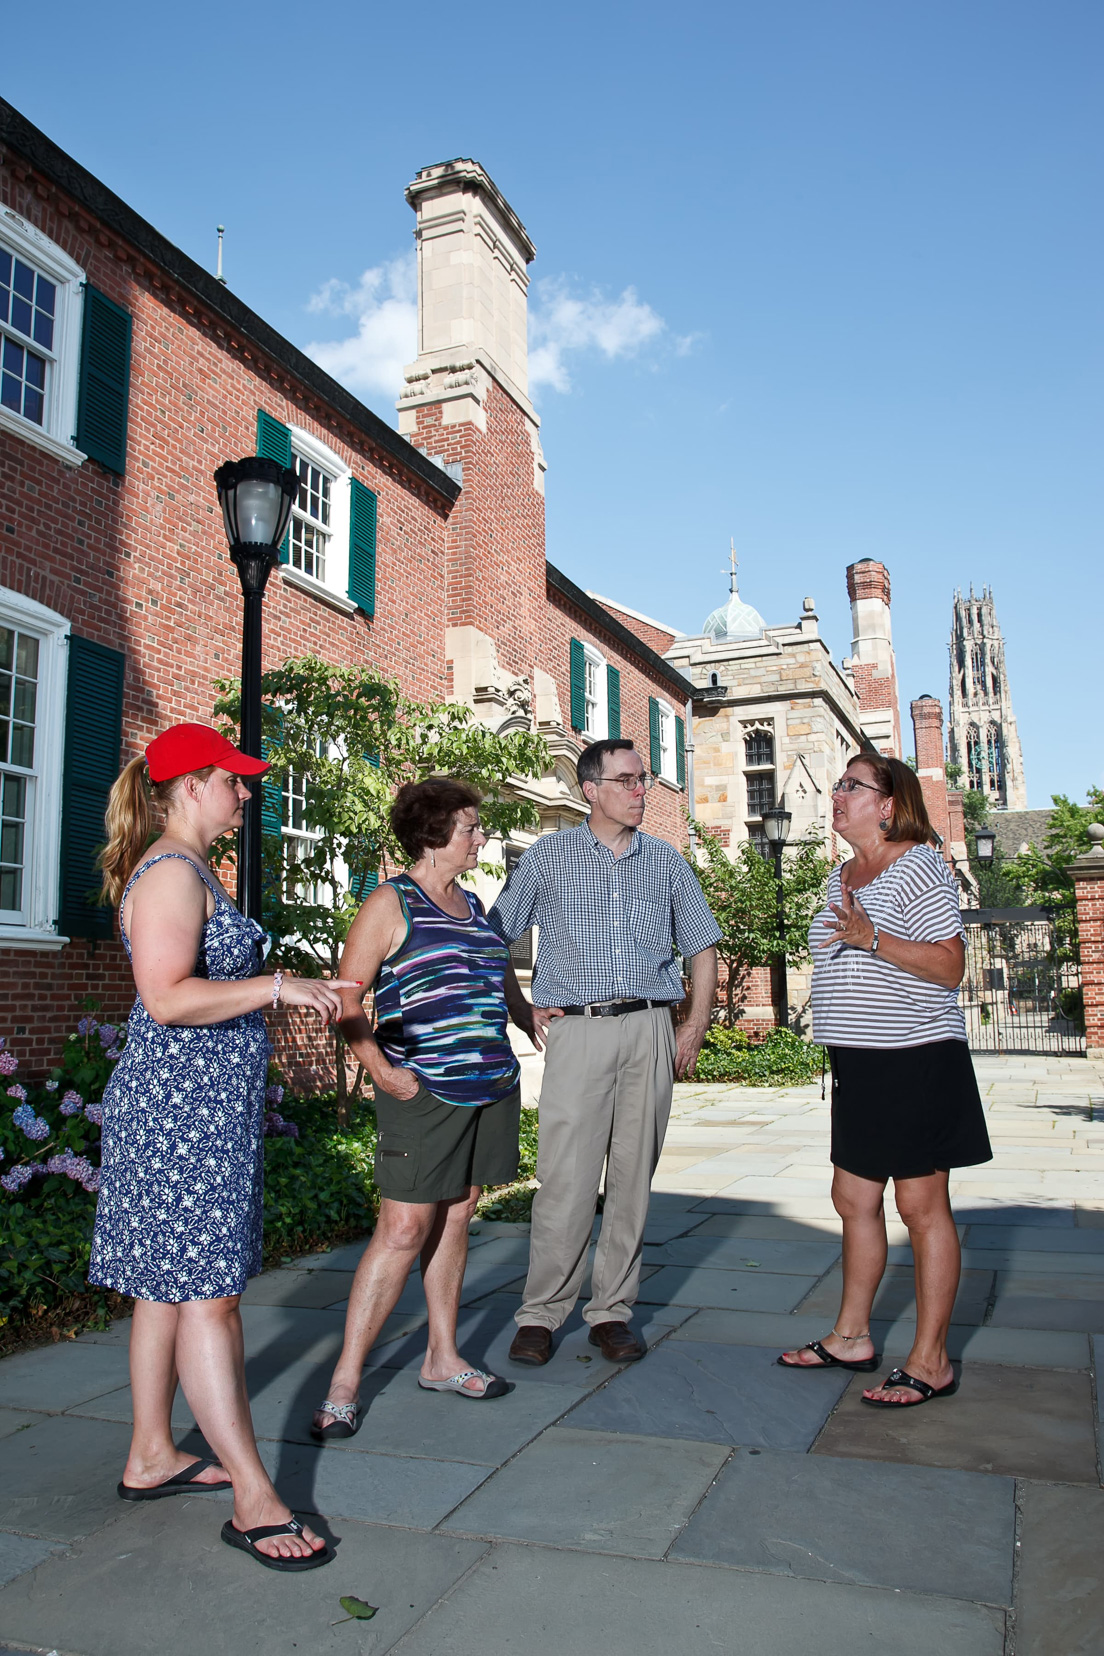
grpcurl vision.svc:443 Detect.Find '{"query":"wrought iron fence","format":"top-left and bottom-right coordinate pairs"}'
top-left (961, 907), bottom-right (1084, 1055)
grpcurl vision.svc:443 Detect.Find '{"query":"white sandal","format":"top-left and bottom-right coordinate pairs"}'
top-left (417, 1368), bottom-right (508, 1400)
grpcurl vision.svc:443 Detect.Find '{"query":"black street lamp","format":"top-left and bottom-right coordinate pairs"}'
top-left (762, 804), bottom-right (793, 1030)
top-left (974, 828), bottom-right (997, 866)
top-left (213, 455), bottom-right (298, 920)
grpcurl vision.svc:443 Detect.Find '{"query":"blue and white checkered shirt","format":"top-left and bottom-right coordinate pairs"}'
top-left (487, 823), bottom-right (722, 1008)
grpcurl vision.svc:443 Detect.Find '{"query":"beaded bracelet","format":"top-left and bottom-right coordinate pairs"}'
top-left (272, 970), bottom-right (284, 1009)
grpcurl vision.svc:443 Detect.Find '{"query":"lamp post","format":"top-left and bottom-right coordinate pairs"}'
top-left (761, 804), bottom-right (793, 1030)
top-left (213, 455), bottom-right (298, 919)
top-left (974, 828), bottom-right (997, 866)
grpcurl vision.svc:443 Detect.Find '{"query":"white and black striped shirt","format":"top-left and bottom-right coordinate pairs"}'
top-left (809, 843), bottom-right (967, 1049)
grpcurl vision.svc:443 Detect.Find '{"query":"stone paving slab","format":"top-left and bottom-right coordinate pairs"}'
top-left (393, 1541), bottom-right (1006, 1656)
top-left (987, 1295), bottom-right (1104, 1333)
top-left (566, 1339), bottom-right (850, 1449)
top-left (1014, 1481), bottom-right (1104, 1655)
top-left (0, 1534), bottom-right (67, 1591)
top-left (963, 1225), bottom-right (1104, 1253)
top-left (814, 1365), bottom-right (1098, 1483)
top-left (0, 1412), bottom-right (38, 1444)
top-left (0, 1414), bottom-right (141, 1539)
top-left (241, 1268), bottom-right (357, 1309)
top-left (439, 1426), bottom-right (728, 1556)
top-left (642, 1234), bottom-right (841, 1274)
top-left (0, 1344), bottom-right (132, 1414)
top-left (669, 1448), bottom-right (1015, 1604)
top-left (254, 1439), bottom-right (488, 1529)
top-left (798, 1264), bottom-right (994, 1324)
top-left (952, 1200), bottom-right (1076, 1226)
top-left (636, 1264), bottom-right (817, 1312)
top-left (0, 1498), bottom-right (488, 1656)
top-left (962, 1248), bottom-right (1104, 1274)
top-left (691, 1212), bottom-right (844, 1240)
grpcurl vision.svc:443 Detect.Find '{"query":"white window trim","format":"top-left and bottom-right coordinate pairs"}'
top-left (582, 642), bottom-right (608, 740)
top-left (280, 425), bottom-right (351, 606)
top-left (0, 587), bottom-right (71, 951)
top-left (0, 208), bottom-right (88, 469)
top-left (654, 697), bottom-right (677, 783)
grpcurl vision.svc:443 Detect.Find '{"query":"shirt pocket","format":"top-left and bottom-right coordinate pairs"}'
top-left (629, 899), bottom-right (673, 955)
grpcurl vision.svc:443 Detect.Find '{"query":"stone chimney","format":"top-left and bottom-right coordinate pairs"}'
top-left (910, 694), bottom-right (952, 860)
top-left (846, 560), bottom-right (901, 756)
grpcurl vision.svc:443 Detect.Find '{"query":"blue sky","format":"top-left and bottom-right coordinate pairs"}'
top-left (14, 0), bottom-right (1102, 806)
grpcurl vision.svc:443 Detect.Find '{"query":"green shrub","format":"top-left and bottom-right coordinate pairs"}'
top-left (476, 1106), bottom-right (538, 1221)
top-left (690, 1026), bottom-right (824, 1086)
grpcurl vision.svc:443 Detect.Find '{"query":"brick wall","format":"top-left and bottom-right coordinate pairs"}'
top-left (1072, 860), bottom-right (1104, 1058)
top-left (593, 598), bottom-right (680, 659)
top-left (910, 696), bottom-right (953, 860)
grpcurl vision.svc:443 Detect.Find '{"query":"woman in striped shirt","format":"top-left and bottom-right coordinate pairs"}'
top-left (779, 755), bottom-right (991, 1406)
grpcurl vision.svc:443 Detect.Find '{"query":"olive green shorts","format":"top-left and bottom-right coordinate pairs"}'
top-left (373, 1080), bottom-right (522, 1205)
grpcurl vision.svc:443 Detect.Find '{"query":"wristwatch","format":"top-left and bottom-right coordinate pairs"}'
top-left (869, 924), bottom-right (881, 955)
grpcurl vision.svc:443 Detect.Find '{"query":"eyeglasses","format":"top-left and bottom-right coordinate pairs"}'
top-left (598, 772), bottom-right (654, 792)
top-left (831, 777), bottom-right (884, 795)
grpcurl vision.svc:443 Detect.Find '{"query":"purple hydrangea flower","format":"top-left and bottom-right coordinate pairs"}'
top-left (13, 1105), bottom-right (50, 1140)
top-left (1, 1165), bottom-right (33, 1193)
top-left (44, 1078), bottom-right (58, 1092)
top-left (265, 1083), bottom-right (285, 1106)
top-left (7, 1084), bottom-right (27, 1102)
top-left (0, 1051), bottom-right (18, 1076)
top-left (60, 1090), bottom-right (84, 1115)
top-left (97, 1024), bottom-right (118, 1048)
top-left (77, 1017), bottom-right (99, 1036)
top-left (28, 1161), bottom-right (48, 1175)
top-left (105, 1046), bottom-right (122, 1062)
top-left (83, 1101), bottom-right (104, 1127)
top-left (281, 1120), bottom-right (299, 1139)
top-left (82, 1168), bottom-right (102, 1194)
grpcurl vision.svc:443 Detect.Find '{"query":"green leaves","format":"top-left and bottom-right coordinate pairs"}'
top-left (337, 1596), bottom-right (378, 1621)
top-left (691, 1027), bottom-right (824, 1086)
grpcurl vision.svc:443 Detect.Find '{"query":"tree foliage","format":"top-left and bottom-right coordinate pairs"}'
top-left (687, 822), bottom-right (832, 1025)
top-left (214, 656), bottom-right (551, 1109)
top-left (1003, 788), bottom-right (1104, 955)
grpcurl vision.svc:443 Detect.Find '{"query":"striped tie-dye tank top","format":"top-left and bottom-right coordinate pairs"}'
top-left (373, 873), bottom-right (521, 1108)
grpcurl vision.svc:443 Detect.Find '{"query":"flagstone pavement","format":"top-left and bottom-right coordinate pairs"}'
top-left (1, 1054), bottom-right (1102, 1655)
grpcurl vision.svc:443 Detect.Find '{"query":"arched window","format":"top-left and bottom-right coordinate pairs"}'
top-left (987, 727), bottom-right (1003, 788)
top-left (744, 729), bottom-right (773, 768)
top-left (971, 644), bottom-right (985, 690)
top-left (967, 726), bottom-right (983, 790)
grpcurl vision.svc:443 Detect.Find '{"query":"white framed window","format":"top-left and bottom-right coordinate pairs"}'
top-left (654, 698), bottom-right (677, 782)
top-left (582, 643), bottom-right (608, 739)
top-left (281, 763), bottom-right (326, 907)
top-left (0, 209), bottom-right (87, 468)
top-left (0, 588), bottom-right (69, 949)
top-left (281, 426), bottom-right (354, 612)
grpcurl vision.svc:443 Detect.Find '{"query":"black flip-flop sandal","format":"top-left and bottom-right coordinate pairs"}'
top-left (860, 1366), bottom-right (958, 1407)
top-left (310, 1399), bottom-right (362, 1443)
top-left (220, 1515), bottom-right (334, 1571)
top-left (776, 1339), bottom-right (880, 1373)
top-left (117, 1456), bottom-right (232, 1501)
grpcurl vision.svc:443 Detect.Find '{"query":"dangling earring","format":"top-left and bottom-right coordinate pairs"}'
top-left (878, 819), bottom-right (890, 832)
top-left (430, 850), bottom-right (436, 868)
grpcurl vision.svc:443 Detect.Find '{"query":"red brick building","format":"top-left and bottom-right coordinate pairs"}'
top-left (0, 109), bottom-right (691, 1074)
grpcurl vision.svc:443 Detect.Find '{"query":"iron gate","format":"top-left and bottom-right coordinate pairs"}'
top-left (961, 907), bottom-right (1084, 1055)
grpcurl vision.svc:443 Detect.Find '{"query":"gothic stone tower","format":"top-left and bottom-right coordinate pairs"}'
top-left (948, 586), bottom-right (1027, 810)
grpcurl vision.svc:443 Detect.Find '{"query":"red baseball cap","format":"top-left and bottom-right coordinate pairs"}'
top-left (145, 724), bottom-right (270, 784)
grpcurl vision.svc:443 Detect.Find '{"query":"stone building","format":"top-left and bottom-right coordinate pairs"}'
top-left (0, 104), bottom-right (690, 1080)
top-left (948, 585), bottom-right (1027, 810)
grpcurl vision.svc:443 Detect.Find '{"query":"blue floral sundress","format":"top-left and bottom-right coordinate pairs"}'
top-left (88, 853), bottom-right (270, 1303)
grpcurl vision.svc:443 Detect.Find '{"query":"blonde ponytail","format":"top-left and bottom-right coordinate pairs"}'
top-left (98, 755), bottom-right (153, 907)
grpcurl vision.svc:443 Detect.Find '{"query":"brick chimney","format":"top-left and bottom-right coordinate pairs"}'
top-left (846, 560), bottom-right (902, 756)
top-left (910, 694), bottom-right (952, 860)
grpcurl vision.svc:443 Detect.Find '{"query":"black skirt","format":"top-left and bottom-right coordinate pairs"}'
top-left (828, 1040), bottom-right (993, 1182)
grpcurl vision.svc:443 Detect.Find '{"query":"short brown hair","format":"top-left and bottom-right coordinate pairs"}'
top-left (846, 754), bottom-right (933, 845)
top-left (390, 776), bottom-right (482, 862)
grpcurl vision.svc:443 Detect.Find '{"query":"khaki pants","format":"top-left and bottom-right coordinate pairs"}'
top-left (518, 1005), bottom-right (676, 1330)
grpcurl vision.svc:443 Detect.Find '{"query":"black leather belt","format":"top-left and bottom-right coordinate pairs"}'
top-left (561, 998), bottom-right (670, 1018)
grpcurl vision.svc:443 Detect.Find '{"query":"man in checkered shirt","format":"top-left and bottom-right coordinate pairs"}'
top-left (490, 738), bottom-right (720, 1366)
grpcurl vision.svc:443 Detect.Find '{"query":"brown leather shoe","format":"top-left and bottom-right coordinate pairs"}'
top-left (588, 1321), bottom-right (646, 1362)
top-left (508, 1325), bottom-right (553, 1366)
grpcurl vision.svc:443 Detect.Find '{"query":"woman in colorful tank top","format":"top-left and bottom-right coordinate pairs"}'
top-left (312, 777), bottom-right (544, 1439)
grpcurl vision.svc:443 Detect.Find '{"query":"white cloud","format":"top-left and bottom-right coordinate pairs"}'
top-left (304, 253), bottom-right (417, 400)
top-left (528, 277), bottom-right (667, 393)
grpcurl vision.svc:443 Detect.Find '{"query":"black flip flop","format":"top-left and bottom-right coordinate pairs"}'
top-left (860, 1366), bottom-right (958, 1407)
top-left (117, 1456), bottom-right (232, 1501)
top-left (220, 1516), bottom-right (334, 1572)
top-left (776, 1339), bottom-right (880, 1373)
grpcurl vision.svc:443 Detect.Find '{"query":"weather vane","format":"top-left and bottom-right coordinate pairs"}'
top-left (721, 538), bottom-right (738, 590)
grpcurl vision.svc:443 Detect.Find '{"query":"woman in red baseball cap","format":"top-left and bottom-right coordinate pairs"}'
top-left (88, 724), bottom-right (357, 1571)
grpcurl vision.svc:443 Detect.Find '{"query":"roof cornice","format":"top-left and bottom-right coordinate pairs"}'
top-left (0, 98), bottom-right (459, 507)
top-left (546, 564), bottom-right (694, 700)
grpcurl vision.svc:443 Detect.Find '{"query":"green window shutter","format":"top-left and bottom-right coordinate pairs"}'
top-left (606, 666), bottom-right (621, 739)
top-left (76, 288), bottom-right (131, 474)
top-left (256, 410), bottom-right (292, 563)
top-left (676, 716), bottom-right (686, 789)
top-left (58, 635), bottom-right (125, 938)
top-left (260, 708), bottom-right (285, 841)
top-left (569, 638), bottom-right (586, 732)
top-left (348, 479), bottom-right (377, 616)
top-left (648, 697), bottom-right (661, 775)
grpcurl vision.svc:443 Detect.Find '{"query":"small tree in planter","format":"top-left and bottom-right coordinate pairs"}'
top-left (687, 822), bottom-right (831, 1026)
top-left (215, 655), bottom-right (550, 1123)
